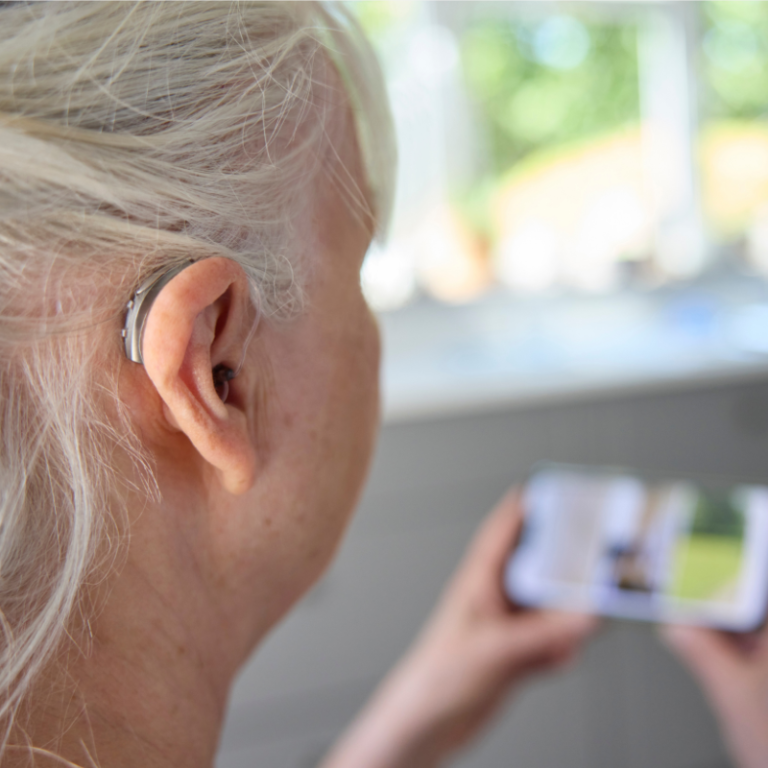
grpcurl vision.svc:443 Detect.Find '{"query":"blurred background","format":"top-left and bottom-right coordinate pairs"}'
top-left (354, 0), bottom-right (768, 418)
top-left (216, 3), bottom-right (768, 767)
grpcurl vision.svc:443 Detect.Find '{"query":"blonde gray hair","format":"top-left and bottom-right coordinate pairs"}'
top-left (0, 0), bottom-right (394, 745)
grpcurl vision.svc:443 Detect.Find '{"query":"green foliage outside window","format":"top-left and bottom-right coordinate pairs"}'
top-left (703, 1), bottom-right (768, 121)
top-left (459, 16), bottom-right (640, 172)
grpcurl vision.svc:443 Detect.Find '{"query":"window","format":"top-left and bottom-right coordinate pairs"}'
top-left (351, 2), bottom-right (768, 419)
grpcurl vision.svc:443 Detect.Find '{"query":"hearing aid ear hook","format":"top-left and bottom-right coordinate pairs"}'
top-left (122, 259), bottom-right (260, 402)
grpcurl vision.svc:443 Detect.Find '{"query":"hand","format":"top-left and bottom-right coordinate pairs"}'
top-left (322, 489), bottom-right (597, 768)
top-left (661, 621), bottom-right (768, 768)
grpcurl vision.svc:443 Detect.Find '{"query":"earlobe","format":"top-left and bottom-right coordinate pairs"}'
top-left (139, 258), bottom-right (259, 495)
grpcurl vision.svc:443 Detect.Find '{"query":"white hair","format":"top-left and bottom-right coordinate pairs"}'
top-left (0, 0), bottom-right (394, 748)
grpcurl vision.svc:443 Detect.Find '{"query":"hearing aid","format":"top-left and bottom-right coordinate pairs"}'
top-left (122, 259), bottom-right (259, 403)
top-left (122, 260), bottom-right (195, 365)
top-left (212, 364), bottom-right (236, 402)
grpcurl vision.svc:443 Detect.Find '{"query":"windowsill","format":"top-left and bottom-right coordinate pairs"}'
top-left (379, 272), bottom-right (768, 423)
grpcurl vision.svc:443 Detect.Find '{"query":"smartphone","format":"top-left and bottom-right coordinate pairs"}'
top-left (504, 464), bottom-right (768, 631)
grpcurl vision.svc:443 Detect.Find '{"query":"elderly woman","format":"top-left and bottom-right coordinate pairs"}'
top-left (0, 3), bottom-right (765, 768)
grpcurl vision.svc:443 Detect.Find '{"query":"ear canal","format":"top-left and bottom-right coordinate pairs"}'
top-left (212, 364), bottom-right (236, 402)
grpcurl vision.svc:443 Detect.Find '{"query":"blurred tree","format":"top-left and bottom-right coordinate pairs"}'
top-left (349, 1), bottom-right (416, 47)
top-left (702, 1), bottom-right (768, 121)
top-left (459, 13), bottom-right (639, 171)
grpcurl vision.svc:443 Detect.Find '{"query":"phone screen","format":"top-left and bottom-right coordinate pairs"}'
top-left (505, 466), bottom-right (768, 631)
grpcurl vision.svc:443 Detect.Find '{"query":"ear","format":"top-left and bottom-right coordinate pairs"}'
top-left (141, 257), bottom-right (258, 495)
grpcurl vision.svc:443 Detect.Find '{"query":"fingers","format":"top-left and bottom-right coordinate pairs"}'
top-left (460, 487), bottom-right (523, 586)
top-left (660, 624), bottom-right (747, 704)
top-left (512, 610), bottom-right (597, 652)
top-left (493, 610), bottom-right (598, 673)
top-left (473, 487), bottom-right (523, 560)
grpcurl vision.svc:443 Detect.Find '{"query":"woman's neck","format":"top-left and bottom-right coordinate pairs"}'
top-left (14, 436), bottom-right (311, 767)
top-left (15, 526), bottom-right (247, 768)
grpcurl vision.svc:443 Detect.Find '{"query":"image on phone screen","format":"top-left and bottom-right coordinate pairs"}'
top-left (505, 465), bottom-right (768, 631)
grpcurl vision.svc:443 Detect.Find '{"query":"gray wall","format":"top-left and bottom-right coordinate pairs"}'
top-left (217, 377), bottom-right (768, 768)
